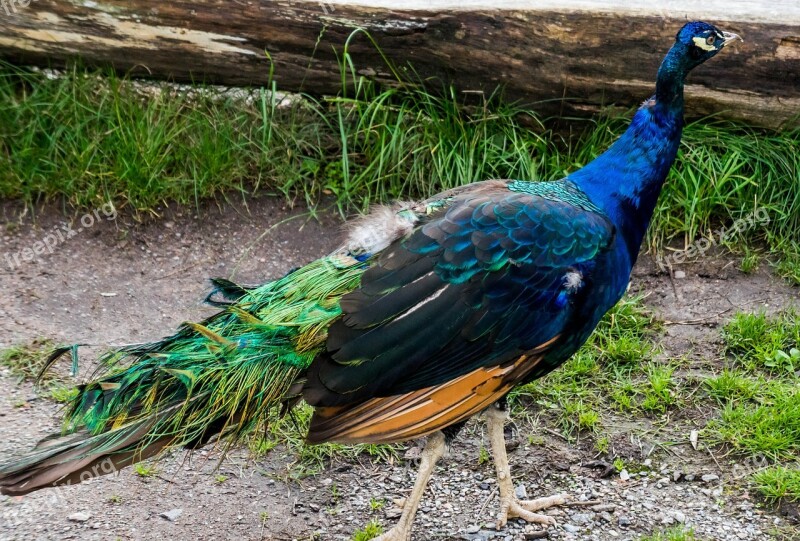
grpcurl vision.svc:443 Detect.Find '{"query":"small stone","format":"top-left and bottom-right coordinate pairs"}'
top-left (674, 270), bottom-right (686, 279)
top-left (466, 524), bottom-right (481, 534)
top-left (684, 474), bottom-right (696, 482)
top-left (515, 484), bottom-right (528, 500)
top-left (385, 507), bottom-right (402, 519)
top-left (673, 470), bottom-right (683, 482)
top-left (68, 512), bottom-right (91, 523)
top-left (563, 524), bottom-right (580, 533)
top-left (701, 474), bottom-right (720, 483)
top-left (571, 513), bottom-right (593, 525)
top-left (619, 469), bottom-right (630, 481)
top-left (524, 532), bottom-right (549, 540)
top-left (674, 511), bottom-right (686, 523)
top-left (160, 509), bottom-right (183, 522)
top-left (618, 516), bottom-right (631, 527)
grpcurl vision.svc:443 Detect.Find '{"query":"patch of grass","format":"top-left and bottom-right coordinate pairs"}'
top-left (0, 339), bottom-right (55, 381)
top-left (709, 380), bottom-right (800, 459)
top-left (594, 435), bottom-right (610, 454)
top-left (650, 119), bottom-right (800, 254)
top-left (739, 248), bottom-right (761, 274)
top-left (511, 295), bottom-right (669, 437)
top-left (259, 402), bottom-right (399, 478)
top-left (641, 364), bottom-right (676, 413)
top-left (752, 465), bottom-right (800, 504)
top-left (248, 435), bottom-right (280, 458)
top-left (561, 399), bottom-right (601, 433)
top-left (775, 249), bottom-right (800, 286)
top-left (723, 310), bottom-right (800, 374)
top-left (133, 463), bottom-right (157, 478)
top-left (351, 519), bottom-right (383, 541)
top-left (706, 316), bottom-right (800, 501)
top-left (478, 445), bottom-right (490, 465)
top-left (704, 370), bottom-right (760, 402)
top-left (1, 339), bottom-right (80, 402)
top-left (0, 63), bottom-right (325, 212)
top-left (639, 526), bottom-right (698, 541)
top-left (330, 482), bottom-right (341, 503)
top-left (1, 60), bottom-right (799, 255)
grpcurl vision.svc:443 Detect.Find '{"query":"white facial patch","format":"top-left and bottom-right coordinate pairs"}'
top-left (564, 270), bottom-right (583, 292)
top-left (692, 36), bottom-right (717, 52)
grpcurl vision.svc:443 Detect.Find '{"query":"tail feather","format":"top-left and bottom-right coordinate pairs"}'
top-left (204, 277), bottom-right (262, 307)
top-left (0, 255), bottom-right (365, 496)
top-left (0, 414), bottom-right (170, 496)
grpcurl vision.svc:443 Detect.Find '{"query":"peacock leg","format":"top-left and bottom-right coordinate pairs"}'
top-left (373, 431), bottom-right (447, 541)
top-left (485, 404), bottom-right (567, 529)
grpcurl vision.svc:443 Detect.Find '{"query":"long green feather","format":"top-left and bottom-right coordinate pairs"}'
top-left (60, 254), bottom-right (364, 459)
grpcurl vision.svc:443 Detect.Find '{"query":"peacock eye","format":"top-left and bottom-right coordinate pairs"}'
top-left (706, 35), bottom-right (715, 45)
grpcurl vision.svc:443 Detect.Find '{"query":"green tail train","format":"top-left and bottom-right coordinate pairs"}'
top-left (0, 255), bottom-right (366, 496)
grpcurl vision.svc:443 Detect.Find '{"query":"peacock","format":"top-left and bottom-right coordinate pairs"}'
top-left (0, 21), bottom-right (740, 540)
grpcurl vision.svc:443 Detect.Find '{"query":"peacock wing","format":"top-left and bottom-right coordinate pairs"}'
top-left (303, 180), bottom-right (615, 442)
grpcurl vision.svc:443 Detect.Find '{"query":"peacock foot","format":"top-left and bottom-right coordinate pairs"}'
top-left (485, 404), bottom-right (568, 530)
top-left (496, 492), bottom-right (567, 528)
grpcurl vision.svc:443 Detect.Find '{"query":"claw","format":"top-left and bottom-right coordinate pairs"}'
top-left (497, 494), bottom-right (567, 528)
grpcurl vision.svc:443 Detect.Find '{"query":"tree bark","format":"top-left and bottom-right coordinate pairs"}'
top-left (0, 0), bottom-right (798, 128)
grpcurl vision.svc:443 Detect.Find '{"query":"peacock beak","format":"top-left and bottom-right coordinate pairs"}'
top-left (721, 31), bottom-right (743, 47)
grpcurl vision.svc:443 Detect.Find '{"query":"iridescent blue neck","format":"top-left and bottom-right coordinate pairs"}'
top-left (655, 42), bottom-right (691, 109)
top-left (570, 48), bottom-right (688, 263)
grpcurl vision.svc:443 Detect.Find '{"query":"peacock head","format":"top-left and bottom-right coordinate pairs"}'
top-left (673, 21), bottom-right (742, 69)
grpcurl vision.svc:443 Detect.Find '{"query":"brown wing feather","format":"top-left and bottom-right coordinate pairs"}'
top-left (306, 335), bottom-right (559, 444)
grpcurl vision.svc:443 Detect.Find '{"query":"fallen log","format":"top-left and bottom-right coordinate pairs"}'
top-left (0, 0), bottom-right (798, 127)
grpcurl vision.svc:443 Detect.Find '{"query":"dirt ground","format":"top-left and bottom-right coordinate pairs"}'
top-left (0, 198), bottom-right (797, 541)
